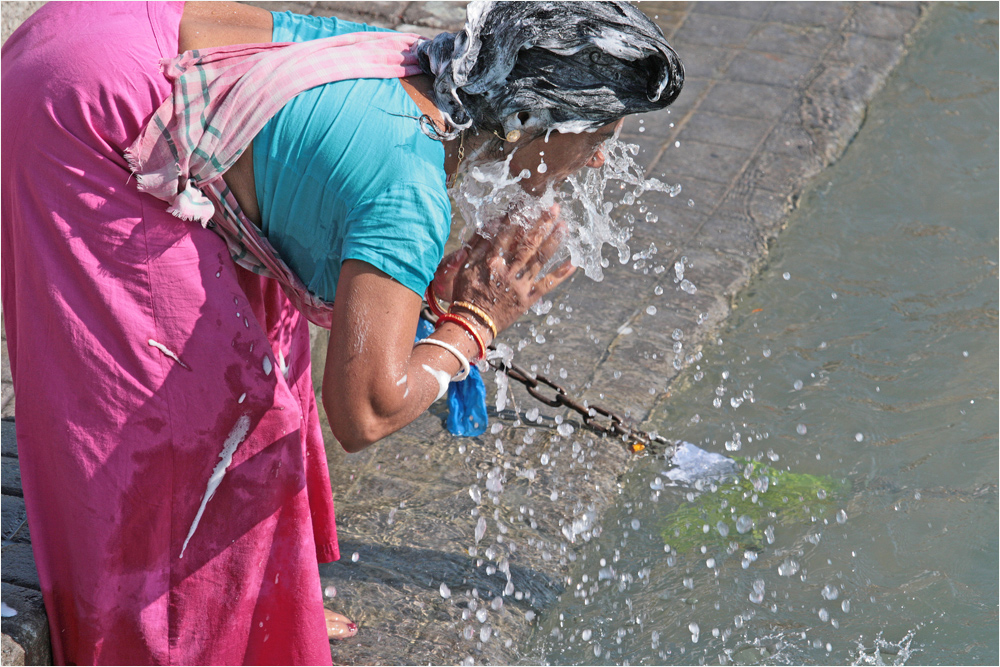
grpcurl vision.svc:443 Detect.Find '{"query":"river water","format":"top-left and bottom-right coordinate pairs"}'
top-left (529, 4), bottom-right (998, 665)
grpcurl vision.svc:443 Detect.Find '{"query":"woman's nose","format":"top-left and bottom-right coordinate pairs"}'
top-left (586, 147), bottom-right (606, 169)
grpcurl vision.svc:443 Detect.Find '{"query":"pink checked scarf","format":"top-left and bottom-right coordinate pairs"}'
top-left (126, 32), bottom-right (424, 328)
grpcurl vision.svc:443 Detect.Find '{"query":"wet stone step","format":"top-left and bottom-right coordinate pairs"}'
top-left (1, 420), bottom-right (50, 666)
top-left (320, 540), bottom-right (564, 612)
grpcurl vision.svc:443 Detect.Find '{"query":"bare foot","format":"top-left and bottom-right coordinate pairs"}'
top-left (325, 608), bottom-right (358, 640)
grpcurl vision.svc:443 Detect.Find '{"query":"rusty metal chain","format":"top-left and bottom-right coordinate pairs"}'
top-left (421, 305), bottom-right (676, 457)
top-left (485, 354), bottom-right (677, 458)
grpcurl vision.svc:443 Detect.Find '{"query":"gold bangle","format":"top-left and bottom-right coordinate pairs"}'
top-left (451, 300), bottom-right (498, 339)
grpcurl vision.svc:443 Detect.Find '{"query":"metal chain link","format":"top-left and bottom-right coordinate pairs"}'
top-left (485, 354), bottom-right (677, 458)
top-left (422, 306), bottom-right (676, 457)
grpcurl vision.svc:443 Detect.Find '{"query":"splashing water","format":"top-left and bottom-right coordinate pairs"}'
top-left (451, 134), bottom-right (679, 282)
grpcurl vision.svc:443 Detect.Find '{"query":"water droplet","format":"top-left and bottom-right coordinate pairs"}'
top-left (782, 272), bottom-right (791, 280)
top-left (818, 607), bottom-right (829, 622)
top-left (793, 379), bottom-right (804, 390)
top-left (646, 305), bottom-right (657, 315)
top-left (796, 423), bottom-right (808, 435)
top-left (469, 485), bottom-right (482, 504)
top-left (716, 521), bottom-right (730, 537)
top-left (440, 583), bottom-right (451, 599)
top-left (631, 519), bottom-right (640, 530)
top-left (480, 625), bottom-right (492, 642)
top-left (680, 279), bottom-right (697, 294)
top-left (762, 348), bottom-right (771, 358)
top-left (557, 423), bottom-right (575, 436)
top-left (855, 432), bottom-right (864, 442)
top-left (817, 488), bottom-right (827, 500)
top-left (821, 584), bottom-right (839, 600)
top-left (351, 552), bottom-right (359, 563)
top-left (736, 515), bottom-right (753, 534)
top-left (475, 516), bottom-right (487, 542)
top-left (324, 586), bottom-right (337, 598)
top-left (778, 559), bottom-right (799, 577)
top-left (654, 285), bottom-right (663, 296)
top-left (841, 599), bottom-right (851, 613)
top-left (836, 509), bottom-right (848, 524)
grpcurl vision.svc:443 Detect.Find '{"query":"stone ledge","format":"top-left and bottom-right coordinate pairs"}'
top-left (1, 583), bottom-right (50, 666)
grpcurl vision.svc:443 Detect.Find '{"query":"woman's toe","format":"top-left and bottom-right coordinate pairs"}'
top-left (325, 608), bottom-right (358, 640)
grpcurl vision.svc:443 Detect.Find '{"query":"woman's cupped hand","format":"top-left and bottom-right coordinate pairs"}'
top-left (434, 205), bottom-right (576, 337)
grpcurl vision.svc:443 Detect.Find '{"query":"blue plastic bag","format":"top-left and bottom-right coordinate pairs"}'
top-left (415, 317), bottom-right (488, 436)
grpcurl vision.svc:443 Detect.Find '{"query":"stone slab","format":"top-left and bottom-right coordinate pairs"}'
top-left (1, 420), bottom-right (15, 458)
top-left (1, 495), bottom-right (30, 544)
top-left (0, 583), bottom-right (50, 666)
top-left (2, 457), bottom-right (22, 498)
top-left (1, 543), bottom-right (40, 591)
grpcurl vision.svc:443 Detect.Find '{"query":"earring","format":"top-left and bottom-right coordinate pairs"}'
top-left (505, 129), bottom-right (521, 143)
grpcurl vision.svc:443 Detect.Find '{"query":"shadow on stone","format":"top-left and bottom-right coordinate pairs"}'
top-left (320, 541), bottom-right (564, 611)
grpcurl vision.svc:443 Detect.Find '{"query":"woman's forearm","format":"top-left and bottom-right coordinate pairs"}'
top-left (324, 320), bottom-right (485, 452)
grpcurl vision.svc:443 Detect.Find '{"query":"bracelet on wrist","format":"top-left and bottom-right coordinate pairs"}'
top-left (425, 284), bottom-right (449, 319)
top-left (450, 300), bottom-right (499, 339)
top-left (413, 337), bottom-right (470, 382)
top-left (436, 312), bottom-right (488, 362)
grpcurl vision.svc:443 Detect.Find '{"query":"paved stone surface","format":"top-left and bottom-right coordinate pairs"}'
top-left (0, 2), bottom-right (927, 664)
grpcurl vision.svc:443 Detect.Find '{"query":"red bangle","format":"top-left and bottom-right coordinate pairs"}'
top-left (437, 313), bottom-right (487, 362)
top-left (425, 284), bottom-right (448, 319)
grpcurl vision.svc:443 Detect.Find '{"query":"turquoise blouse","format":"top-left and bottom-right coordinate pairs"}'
top-left (253, 11), bottom-right (451, 301)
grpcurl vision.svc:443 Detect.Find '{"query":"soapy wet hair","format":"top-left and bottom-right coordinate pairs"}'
top-left (414, 0), bottom-right (684, 141)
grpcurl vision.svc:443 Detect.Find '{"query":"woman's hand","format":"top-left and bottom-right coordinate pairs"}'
top-left (450, 206), bottom-right (576, 335)
top-left (323, 209), bottom-right (576, 453)
top-left (430, 246), bottom-right (469, 304)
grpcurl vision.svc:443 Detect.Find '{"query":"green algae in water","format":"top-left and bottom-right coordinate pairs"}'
top-left (660, 459), bottom-right (849, 554)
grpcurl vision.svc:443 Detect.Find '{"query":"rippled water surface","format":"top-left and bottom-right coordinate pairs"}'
top-left (529, 4), bottom-right (998, 665)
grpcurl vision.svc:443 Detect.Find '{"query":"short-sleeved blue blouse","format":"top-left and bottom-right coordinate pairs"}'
top-left (252, 11), bottom-right (451, 301)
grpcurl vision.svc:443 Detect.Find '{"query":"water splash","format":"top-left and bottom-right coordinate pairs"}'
top-left (851, 630), bottom-right (919, 666)
top-left (450, 135), bottom-right (679, 282)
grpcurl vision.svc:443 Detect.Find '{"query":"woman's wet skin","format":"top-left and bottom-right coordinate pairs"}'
top-left (506, 119), bottom-right (624, 195)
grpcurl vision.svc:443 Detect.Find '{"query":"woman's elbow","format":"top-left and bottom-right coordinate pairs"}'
top-left (324, 396), bottom-right (385, 453)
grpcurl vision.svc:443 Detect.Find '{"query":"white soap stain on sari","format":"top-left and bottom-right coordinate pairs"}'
top-left (180, 414), bottom-right (251, 559)
top-left (148, 339), bottom-right (190, 369)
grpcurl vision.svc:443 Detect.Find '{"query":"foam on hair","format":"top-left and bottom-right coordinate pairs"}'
top-left (415, 0), bottom-right (684, 140)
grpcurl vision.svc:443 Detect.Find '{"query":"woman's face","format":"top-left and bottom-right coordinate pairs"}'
top-left (507, 119), bottom-right (623, 196)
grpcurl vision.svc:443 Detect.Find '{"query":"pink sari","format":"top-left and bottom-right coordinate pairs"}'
top-left (0, 2), bottom-right (402, 663)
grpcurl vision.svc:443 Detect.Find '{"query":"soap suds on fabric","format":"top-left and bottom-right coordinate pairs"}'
top-left (148, 339), bottom-right (190, 369)
top-left (180, 414), bottom-right (251, 559)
